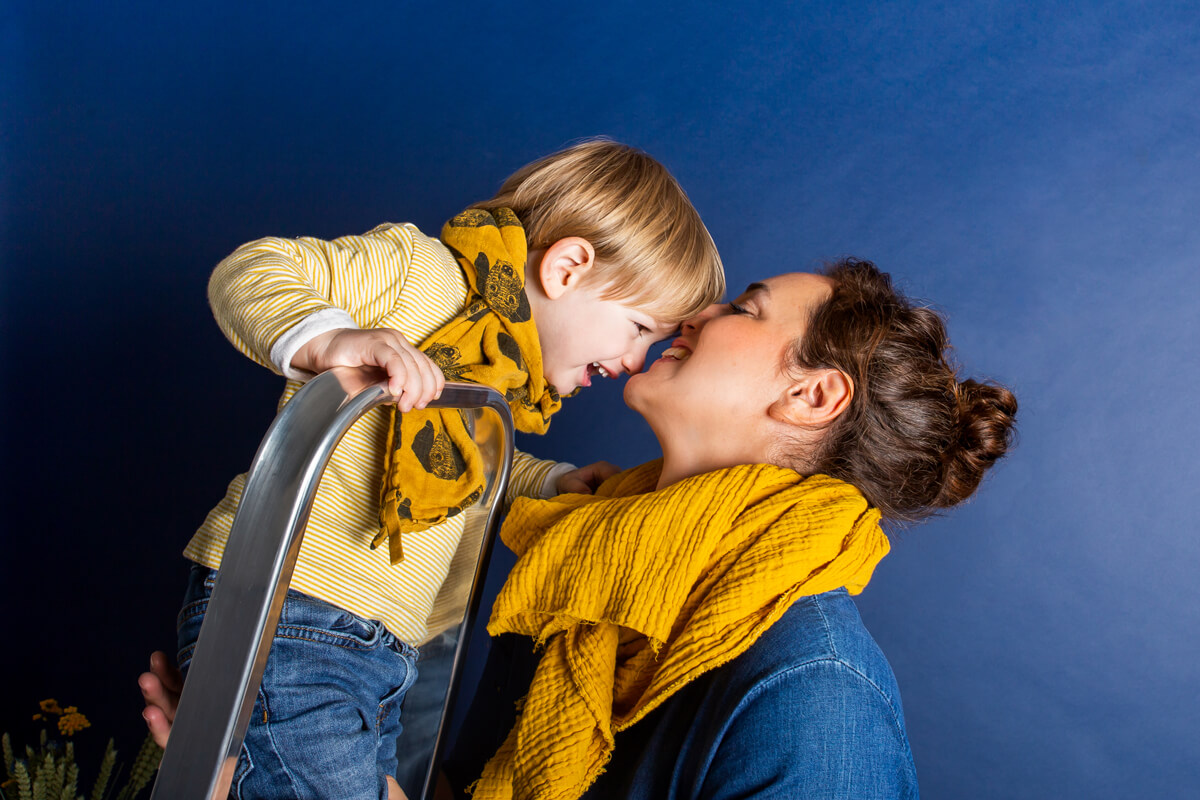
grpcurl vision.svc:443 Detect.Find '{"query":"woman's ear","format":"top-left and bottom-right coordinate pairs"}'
top-left (534, 237), bottom-right (596, 300)
top-left (770, 368), bottom-right (854, 427)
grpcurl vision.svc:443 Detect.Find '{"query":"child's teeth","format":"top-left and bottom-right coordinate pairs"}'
top-left (592, 362), bottom-right (610, 378)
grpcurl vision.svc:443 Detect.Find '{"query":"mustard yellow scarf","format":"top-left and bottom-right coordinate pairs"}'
top-left (471, 461), bottom-right (889, 800)
top-left (375, 208), bottom-right (561, 563)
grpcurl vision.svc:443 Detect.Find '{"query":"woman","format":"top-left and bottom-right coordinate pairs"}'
top-left (144, 259), bottom-right (1016, 800)
top-left (447, 259), bottom-right (1015, 800)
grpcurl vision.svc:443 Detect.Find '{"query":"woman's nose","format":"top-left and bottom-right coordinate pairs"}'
top-left (681, 303), bottom-right (722, 333)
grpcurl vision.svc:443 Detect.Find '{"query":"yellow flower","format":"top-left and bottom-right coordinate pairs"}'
top-left (39, 698), bottom-right (62, 714)
top-left (58, 711), bottom-right (90, 736)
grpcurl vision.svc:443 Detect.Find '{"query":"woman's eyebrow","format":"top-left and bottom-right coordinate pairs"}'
top-left (740, 282), bottom-right (770, 301)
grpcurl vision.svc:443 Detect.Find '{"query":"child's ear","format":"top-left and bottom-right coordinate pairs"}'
top-left (535, 237), bottom-right (596, 300)
top-left (769, 368), bottom-right (854, 428)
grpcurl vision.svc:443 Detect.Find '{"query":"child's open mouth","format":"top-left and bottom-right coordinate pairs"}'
top-left (582, 362), bottom-right (611, 387)
top-left (591, 362), bottom-right (612, 378)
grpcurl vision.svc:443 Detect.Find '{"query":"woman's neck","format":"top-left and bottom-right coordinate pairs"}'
top-left (648, 412), bottom-right (785, 490)
top-left (656, 441), bottom-right (750, 490)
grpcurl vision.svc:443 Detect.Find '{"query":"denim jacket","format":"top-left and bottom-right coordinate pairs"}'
top-left (585, 588), bottom-right (919, 799)
top-left (450, 589), bottom-right (919, 799)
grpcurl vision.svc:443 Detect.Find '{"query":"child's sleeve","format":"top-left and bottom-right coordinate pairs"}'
top-left (507, 450), bottom-right (577, 504)
top-left (207, 224), bottom-right (422, 376)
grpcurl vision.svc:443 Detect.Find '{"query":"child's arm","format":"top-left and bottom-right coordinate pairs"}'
top-left (506, 453), bottom-right (621, 503)
top-left (208, 224), bottom-right (450, 409)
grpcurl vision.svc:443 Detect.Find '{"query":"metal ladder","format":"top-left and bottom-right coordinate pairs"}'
top-left (149, 367), bottom-right (514, 800)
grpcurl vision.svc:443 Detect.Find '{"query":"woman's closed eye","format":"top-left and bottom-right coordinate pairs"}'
top-left (729, 283), bottom-right (769, 317)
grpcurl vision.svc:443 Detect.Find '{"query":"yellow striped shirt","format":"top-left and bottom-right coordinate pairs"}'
top-left (183, 223), bottom-right (567, 645)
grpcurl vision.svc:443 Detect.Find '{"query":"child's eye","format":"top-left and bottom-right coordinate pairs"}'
top-left (635, 322), bottom-right (650, 335)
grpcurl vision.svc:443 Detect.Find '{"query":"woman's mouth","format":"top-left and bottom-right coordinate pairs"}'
top-left (660, 346), bottom-right (691, 361)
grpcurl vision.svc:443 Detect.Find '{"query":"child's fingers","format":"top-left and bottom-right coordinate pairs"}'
top-left (384, 348), bottom-right (446, 411)
top-left (589, 461), bottom-right (622, 484)
top-left (373, 344), bottom-right (420, 404)
top-left (393, 356), bottom-right (431, 413)
top-left (380, 350), bottom-right (411, 399)
top-left (412, 351), bottom-right (444, 408)
top-left (391, 340), bottom-right (442, 409)
top-left (556, 474), bottom-right (592, 494)
top-left (556, 461), bottom-right (622, 494)
top-left (320, 330), bottom-right (443, 409)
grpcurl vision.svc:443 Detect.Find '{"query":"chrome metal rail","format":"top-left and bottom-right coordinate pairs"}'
top-left (149, 367), bottom-right (514, 800)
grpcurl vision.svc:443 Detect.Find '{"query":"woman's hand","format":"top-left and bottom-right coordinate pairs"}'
top-left (292, 328), bottom-right (445, 412)
top-left (138, 651), bottom-right (182, 749)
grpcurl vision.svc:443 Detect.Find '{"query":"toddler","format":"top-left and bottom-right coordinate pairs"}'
top-left (142, 140), bottom-right (724, 800)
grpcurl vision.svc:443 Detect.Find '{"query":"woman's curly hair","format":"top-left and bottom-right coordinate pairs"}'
top-left (790, 258), bottom-right (1018, 523)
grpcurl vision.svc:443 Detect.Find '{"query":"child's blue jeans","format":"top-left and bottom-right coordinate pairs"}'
top-left (177, 564), bottom-right (419, 800)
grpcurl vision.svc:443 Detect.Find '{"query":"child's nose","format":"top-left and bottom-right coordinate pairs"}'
top-left (621, 337), bottom-right (657, 375)
top-left (623, 348), bottom-right (647, 375)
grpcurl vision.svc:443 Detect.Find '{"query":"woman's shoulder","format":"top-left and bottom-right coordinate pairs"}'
top-left (730, 590), bottom-right (906, 718)
top-left (697, 591), bottom-right (918, 797)
top-left (592, 590), bottom-right (919, 800)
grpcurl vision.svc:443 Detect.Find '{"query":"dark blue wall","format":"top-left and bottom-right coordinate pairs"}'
top-left (3, 2), bottom-right (1197, 797)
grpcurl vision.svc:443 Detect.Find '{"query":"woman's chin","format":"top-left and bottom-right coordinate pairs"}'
top-left (624, 373), bottom-right (673, 422)
top-left (622, 374), bottom-right (641, 404)
top-left (623, 372), bottom-right (653, 410)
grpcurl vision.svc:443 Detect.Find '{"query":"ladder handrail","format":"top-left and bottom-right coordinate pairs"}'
top-left (150, 367), bottom-right (514, 800)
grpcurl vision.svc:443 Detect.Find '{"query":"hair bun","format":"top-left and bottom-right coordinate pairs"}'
top-left (794, 259), bottom-right (1018, 522)
top-left (935, 379), bottom-right (1018, 508)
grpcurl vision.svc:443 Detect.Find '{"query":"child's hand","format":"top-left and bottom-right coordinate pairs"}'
top-left (138, 651), bottom-right (182, 749)
top-left (293, 328), bottom-right (445, 412)
top-left (556, 461), bottom-right (621, 495)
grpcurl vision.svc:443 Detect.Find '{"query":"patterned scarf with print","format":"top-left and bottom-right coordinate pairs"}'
top-left (374, 207), bottom-right (561, 564)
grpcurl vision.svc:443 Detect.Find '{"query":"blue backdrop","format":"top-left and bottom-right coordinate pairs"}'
top-left (2, 2), bottom-right (1197, 797)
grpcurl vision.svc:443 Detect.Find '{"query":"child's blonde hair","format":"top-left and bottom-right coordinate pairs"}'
top-left (471, 139), bottom-right (725, 323)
